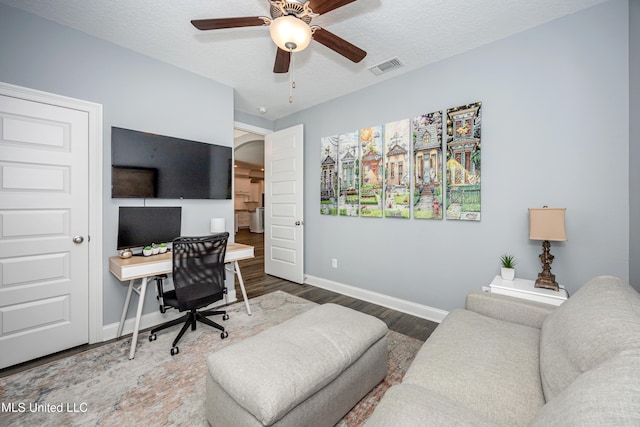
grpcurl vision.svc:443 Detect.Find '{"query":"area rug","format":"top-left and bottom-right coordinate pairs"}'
top-left (0, 291), bottom-right (423, 426)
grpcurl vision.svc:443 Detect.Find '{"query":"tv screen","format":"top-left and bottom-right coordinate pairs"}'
top-left (117, 206), bottom-right (182, 250)
top-left (111, 127), bottom-right (232, 199)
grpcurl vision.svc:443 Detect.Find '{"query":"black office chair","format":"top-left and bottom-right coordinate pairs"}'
top-left (149, 233), bottom-right (230, 355)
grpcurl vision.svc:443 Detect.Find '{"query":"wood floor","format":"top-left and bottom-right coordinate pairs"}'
top-left (233, 228), bottom-right (438, 342)
top-left (1, 229), bottom-right (438, 378)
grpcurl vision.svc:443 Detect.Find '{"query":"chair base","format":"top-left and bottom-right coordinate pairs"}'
top-left (149, 308), bottom-right (228, 355)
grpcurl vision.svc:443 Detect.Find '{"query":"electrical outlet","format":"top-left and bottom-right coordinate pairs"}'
top-left (331, 258), bottom-right (338, 269)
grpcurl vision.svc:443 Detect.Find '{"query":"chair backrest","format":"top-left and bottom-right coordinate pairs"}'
top-left (172, 233), bottom-right (229, 312)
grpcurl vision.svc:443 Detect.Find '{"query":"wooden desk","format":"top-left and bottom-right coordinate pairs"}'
top-left (109, 243), bottom-right (254, 359)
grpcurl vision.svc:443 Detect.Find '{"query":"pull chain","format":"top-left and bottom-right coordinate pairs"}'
top-left (289, 49), bottom-right (295, 104)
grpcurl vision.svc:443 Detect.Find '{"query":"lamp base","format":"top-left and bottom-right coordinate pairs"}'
top-left (535, 240), bottom-right (560, 292)
top-left (535, 274), bottom-right (559, 292)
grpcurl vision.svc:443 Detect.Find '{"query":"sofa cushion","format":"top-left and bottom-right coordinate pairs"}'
top-left (402, 309), bottom-right (544, 426)
top-left (364, 383), bottom-right (500, 427)
top-left (539, 276), bottom-right (640, 401)
top-left (531, 349), bottom-right (640, 426)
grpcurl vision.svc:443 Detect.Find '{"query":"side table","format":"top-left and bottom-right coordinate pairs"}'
top-left (489, 275), bottom-right (568, 306)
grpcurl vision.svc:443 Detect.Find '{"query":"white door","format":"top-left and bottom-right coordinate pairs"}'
top-left (264, 124), bottom-right (304, 283)
top-left (0, 94), bottom-right (89, 369)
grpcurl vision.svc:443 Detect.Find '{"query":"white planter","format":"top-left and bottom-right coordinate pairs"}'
top-left (501, 267), bottom-right (515, 281)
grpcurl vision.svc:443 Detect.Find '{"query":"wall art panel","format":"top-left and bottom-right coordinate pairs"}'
top-left (384, 119), bottom-right (411, 219)
top-left (338, 131), bottom-right (360, 217)
top-left (446, 102), bottom-right (482, 221)
top-left (359, 126), bottom-right (383, 218)
top-left (320, 135), bottom-right (338, 215)
top-left (412, 111), bottom-right (443, 219)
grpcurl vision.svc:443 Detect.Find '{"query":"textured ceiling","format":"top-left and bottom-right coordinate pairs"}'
top-left (1, 0), bottom-right (607, 120)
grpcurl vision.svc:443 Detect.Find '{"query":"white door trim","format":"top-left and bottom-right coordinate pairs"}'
top-left (234, 121), bottom-right (272, 137)
top-left (0, 82), bottom-right (104, 344)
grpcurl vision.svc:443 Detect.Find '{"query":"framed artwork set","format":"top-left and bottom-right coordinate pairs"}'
top-left (320, 102), bottom-right (482, 221)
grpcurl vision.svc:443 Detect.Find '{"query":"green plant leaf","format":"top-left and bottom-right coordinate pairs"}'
top-left (500, 254), bottom-right (516, 268)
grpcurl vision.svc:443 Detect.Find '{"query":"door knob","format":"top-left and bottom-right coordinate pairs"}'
top-left (72, 235), bottom-right (84, 244)
top-left (295, 221), bottom-right (304, 226)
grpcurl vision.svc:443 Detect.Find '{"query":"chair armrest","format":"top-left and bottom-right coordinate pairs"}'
top-left (465, 291), bottom-right (556, 329)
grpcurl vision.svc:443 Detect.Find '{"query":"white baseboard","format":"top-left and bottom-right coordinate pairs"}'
top-left (304, 275), bottom-right (448, 323)
top-left (102, 296), bottom-right (237, 342)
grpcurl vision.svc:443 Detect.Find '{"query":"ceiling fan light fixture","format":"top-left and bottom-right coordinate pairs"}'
top-left (269, 15), bottom-right (311, 52)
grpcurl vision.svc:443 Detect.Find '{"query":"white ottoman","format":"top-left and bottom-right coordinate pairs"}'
top-left (205, 303), bottom-right (388, 426)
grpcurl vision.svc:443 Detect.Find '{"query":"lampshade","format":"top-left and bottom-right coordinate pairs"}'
top-left (210, 217), bottom-right (226, 234)
top-left (529, 208), bottom-right (567, 241)
top-left (269, 15), bottom-right (312, 52)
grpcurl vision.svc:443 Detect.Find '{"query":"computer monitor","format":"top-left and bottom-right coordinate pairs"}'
top-left (117, 206), bottom-right (182, 250)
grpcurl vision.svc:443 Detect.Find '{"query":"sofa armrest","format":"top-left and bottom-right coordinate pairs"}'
top-left (465, 291), bottom-right (556, 329)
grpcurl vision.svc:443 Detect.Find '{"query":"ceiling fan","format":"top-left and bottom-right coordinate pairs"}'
top-left (191, 0), bottom-right (367, 74)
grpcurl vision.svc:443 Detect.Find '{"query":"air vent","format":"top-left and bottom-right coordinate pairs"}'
top-left (368, 57), bottom-right (404, 76)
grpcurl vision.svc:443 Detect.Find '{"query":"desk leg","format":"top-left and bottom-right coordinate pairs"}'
top-left (129, 277), bottom-right (148, 360)
top-left (117, 279), bottom-right (135, 338)
top-left (234, 260), bottom-right (252, 316)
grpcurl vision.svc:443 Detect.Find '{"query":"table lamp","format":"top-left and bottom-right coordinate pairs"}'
top-left (210, 217), bottom-right (226, 234)
top-left (529, 207), bottom-right (566, 292)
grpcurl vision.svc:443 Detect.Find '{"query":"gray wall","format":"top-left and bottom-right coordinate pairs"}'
top-left (235, 110), bottom-right (274, 132)
top-left (277, 0), bottom-right (631, 310)
top-left (630, 0), bottom-right (640, 290)
top-left (0, 0), bottom-right (634, 326)
top-left (0, 3), bottom-right (235, 325)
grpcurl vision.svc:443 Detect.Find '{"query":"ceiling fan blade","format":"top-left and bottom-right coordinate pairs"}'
top-left (312, 27), bottom-right (366, 63)
top-left (273, 48), bottom-right (291, 73)
top-left (191, 17), bottom-right (266, 30)
top-left (308, 0), bottom-right (357, 15)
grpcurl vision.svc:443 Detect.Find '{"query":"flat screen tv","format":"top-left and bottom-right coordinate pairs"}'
top-left (111, 127), bottom-right (232, 199)
top-left (117, 206), bottom-right (182, 250)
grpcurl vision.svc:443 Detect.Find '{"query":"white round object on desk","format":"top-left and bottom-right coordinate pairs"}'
top-left (210, 217), bottom-right (226, 233)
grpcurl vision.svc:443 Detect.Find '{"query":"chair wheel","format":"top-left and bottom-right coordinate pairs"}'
top-left (222, 313), bottom-right (229, 321)
top-left (149, 334), bottom-right (157, 342)
top-left (221, 331), bottom-right (228, 339)
top-left (170, 346), bottom-right (179, 356)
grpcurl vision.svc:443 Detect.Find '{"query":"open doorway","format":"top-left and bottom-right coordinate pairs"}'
top-left (233, 123), bottom-right (271, 299)
top-left (233, 122), bottom-right (304, 286)
top-left (233, 128), bottom-right (265, 235)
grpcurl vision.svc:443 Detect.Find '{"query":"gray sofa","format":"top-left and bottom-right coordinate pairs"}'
top-left (365, 276), bottom-right (640, 426)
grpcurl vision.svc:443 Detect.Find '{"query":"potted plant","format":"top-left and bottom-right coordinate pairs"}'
top-left (500, 254), bottom-right (516, 281)
top-left (158, 242), bottom-right (168, 254)
top-left (143, 245), bottom-right (153, 256)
